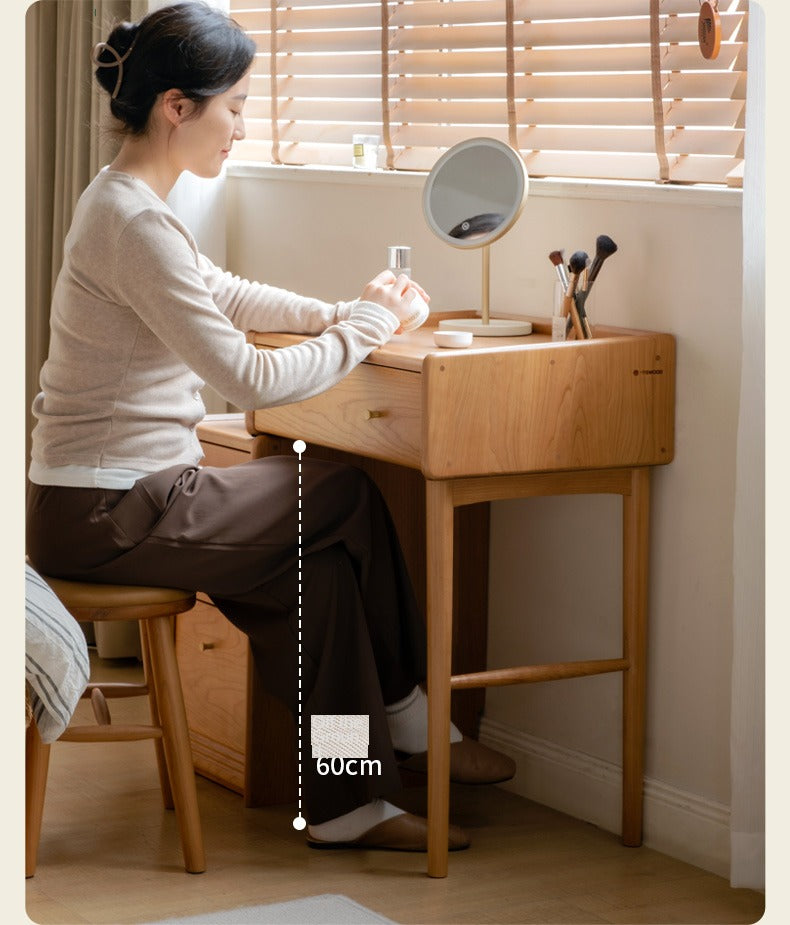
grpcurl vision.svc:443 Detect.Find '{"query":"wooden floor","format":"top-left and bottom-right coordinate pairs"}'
top-left (25, 655), bottom-right (764, 925)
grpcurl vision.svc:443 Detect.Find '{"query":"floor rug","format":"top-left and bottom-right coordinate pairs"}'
top-left (149, 893), bottom-right (397, 924)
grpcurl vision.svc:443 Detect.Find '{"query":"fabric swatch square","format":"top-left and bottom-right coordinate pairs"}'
top-left (311, 714), bottom-right (369, 759)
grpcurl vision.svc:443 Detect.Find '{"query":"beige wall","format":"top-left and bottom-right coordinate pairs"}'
top-left (225, 167), bottom-right (743, 873)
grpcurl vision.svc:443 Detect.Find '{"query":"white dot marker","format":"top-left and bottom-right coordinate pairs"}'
top-left (292, 815), bottom-right (307, 831)
top-left (293, 439), bottom-right (306, 455)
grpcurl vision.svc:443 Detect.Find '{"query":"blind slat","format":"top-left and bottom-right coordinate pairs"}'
top-left (245, 97), bottom-right (743, 130)
top-left (236, 1), bottom-right (678, 32)
top-left (244, 13), bottom-right (744, 54)
top-left (244, 119), bottom-right (743, 157)
top-left (238, 3), bottom-right (743, 34)
top-left (232, 0), bottom-right (748, 186)
top-left (235, 0), bottom-right (709, 11)
top-left (233, 0), bottom-right (743, 18)
top-left (252, 43), bottom-right (744, 78)
top-left (251, 71), bottom-right (743, 102)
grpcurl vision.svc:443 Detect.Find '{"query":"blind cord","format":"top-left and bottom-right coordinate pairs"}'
top-left (505, 0), bottom-right (518, 153)
top-left (380, 0), bottom-right (395, 170)
top-left (650, 0), bottom-right (671, 183)
top-left (269, 0), bottom-right (281, 165)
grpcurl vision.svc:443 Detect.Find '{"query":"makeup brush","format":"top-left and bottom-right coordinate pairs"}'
top-left (586, 234), bottom-right (618, 292)
top-left (574, 235), bottom-right (618, 338)
top-left (574, 290), bottom-right (593, 339)
top-left (549, 250), bottom-right (569, 290)
top-left (563, 250), bottom-right (588, 340)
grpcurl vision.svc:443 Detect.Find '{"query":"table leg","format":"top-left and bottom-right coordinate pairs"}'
top-left (622, 467), bottom-right (650, 846)
top-left (426, 479), bottom-right (455, 878)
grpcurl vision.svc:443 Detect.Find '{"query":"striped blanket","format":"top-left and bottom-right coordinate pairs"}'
top-left (25, 563), bottom-right (90, 743)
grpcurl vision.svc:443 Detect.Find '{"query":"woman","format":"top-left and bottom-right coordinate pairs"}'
top-left (26, 1), bottom-right (514, 852)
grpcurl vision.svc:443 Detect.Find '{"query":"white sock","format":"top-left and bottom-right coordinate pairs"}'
top-left (307, 799), bottom-right (404, 842)
top-left (385, 685), bottom-right (463, 756)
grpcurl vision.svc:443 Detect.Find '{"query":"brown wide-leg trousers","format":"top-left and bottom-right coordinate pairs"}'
top-left (26, 456), bottom-right (427, 823)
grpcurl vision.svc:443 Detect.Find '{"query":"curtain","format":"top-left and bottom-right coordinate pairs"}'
top-left (729, 0), bottom-right (764, 891)
top-left (25, 0), bottom-right (139, 461)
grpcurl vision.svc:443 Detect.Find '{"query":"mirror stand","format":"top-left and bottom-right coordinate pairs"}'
top-left (423, 137), bottom-right (533, 338)
top-left (437, 246), bottom-right (533, 337)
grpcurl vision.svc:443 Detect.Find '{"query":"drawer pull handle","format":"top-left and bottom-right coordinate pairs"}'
top-left (364, 409), bottom-right (386, 420)
top-left (199, 642), bottom-right (215, 651)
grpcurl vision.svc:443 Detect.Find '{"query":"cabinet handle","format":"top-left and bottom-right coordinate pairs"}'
top-left (364, 409), bottom-right (386, 420)
top-left (199, 641), bottom-right (215, 651)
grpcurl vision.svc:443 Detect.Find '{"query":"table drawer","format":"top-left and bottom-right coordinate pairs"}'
top-left (252, 361), bottom-right (422, 469)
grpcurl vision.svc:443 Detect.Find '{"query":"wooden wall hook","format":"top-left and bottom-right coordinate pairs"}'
top-left (698, 1), bottom-right (721, 60)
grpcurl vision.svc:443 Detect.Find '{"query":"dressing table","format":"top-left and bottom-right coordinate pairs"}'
top-left (182, 137), bottom-right (675, 877)
top-left (246, 311), bottom-right (675, 877)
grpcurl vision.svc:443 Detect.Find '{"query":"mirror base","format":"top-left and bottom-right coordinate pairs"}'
top-left (438, 318), bottom-right (533, 337)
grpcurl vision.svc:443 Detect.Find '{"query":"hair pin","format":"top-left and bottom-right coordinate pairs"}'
top-left (92, 39), bottom-right (136, 100)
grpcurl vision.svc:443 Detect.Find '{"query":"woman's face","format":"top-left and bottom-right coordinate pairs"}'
top-left (174, 72), bottom-right (250, 178)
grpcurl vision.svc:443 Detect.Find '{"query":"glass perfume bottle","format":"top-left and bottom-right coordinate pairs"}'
top-left (387, 245), bottom-right (429, 332)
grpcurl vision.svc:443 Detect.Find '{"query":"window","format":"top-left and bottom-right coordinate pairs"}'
top-left (230, 0), bottom-right (748, 186)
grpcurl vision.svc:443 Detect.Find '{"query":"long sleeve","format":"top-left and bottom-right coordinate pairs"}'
top-left (115, 208), bottom-right (399, 411)
top-left (198, 252), bottom-right (357, 335)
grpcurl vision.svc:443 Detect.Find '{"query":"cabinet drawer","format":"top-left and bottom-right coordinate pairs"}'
top-left (175, 597), bottom-right (248, 792)
top-left (252, 361), bottom-right (422, 469)
top-left (199, 441), bottom-right (251, 469)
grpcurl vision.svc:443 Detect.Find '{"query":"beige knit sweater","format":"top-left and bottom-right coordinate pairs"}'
top-left (30, 169), bottom-right (399, 486)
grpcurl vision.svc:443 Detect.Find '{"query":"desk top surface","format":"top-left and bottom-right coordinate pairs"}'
top-left (252, 312), bottom-right (659, 374)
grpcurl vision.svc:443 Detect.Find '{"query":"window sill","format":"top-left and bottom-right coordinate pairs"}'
top-left (226, 160), bottom-right (742, 208)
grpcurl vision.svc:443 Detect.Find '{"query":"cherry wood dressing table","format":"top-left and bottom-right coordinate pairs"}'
top-left (244, 312), bottom-right (676, 878)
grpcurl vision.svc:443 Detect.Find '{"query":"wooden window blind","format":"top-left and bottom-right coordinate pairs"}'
top-left (229, 0), bottom-right (748, 186)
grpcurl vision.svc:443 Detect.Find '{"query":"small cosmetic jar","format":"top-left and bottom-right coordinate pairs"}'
top-left (433, 330), bottom-right (473, 348)
top-left (352, 134), bottom-right (380, 170)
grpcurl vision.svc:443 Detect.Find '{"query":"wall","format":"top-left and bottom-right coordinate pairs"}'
top-left (225, 166), bottom-right (743, 876)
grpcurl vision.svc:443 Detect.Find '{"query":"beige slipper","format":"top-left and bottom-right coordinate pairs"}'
top-left (397, 736), bottom-right (516, 785)
top-left (306, 811), bottom-right (470, 852)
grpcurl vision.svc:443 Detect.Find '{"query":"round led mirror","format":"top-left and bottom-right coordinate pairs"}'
top-left (422, 137), bottom-right (530, 336)
top-left (423, 137), bottom-right (527, 249)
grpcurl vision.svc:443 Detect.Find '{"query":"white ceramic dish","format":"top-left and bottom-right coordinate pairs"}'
top-left (433, 330), bottom-right (473, 349)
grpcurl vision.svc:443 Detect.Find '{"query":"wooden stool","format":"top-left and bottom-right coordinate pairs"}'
top-left (25, 578), bottom-right (204, 877)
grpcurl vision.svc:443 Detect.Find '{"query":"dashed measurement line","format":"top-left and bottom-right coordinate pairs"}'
top-left (291, 439), bottom-right (307, 832)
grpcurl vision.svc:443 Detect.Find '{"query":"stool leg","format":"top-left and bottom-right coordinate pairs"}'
top-left (26, 721), bottom-right (51, 878)
top-left (146, 615), bottom-right (206, 874)
top-left (140, 621), bottom-right (174, 810)
top-left (622, 467), bottom-right (650, 847)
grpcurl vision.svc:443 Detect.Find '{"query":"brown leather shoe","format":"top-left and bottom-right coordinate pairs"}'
top-left (397, 736), bottom-right (516, 785)
top-left (306, 811), bottom-right (470, 852)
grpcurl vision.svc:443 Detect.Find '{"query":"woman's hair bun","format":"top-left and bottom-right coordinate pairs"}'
top-left (110, 20), bottom-right (139, 54)
top-left (96, 2), bottom-right (256, 135)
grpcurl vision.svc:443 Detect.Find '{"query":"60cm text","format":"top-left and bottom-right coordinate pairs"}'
top-left (316, 757), bottom-right (382, 776)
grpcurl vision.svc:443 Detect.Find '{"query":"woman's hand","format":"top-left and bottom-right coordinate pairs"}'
top-left (359, 270), bottom-right (430, 333)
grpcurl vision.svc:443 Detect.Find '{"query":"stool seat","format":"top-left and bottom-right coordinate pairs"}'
top-left (26, 572), bottom-right (204, 876)
top-left (39, 576), bottom-right (196, 623)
